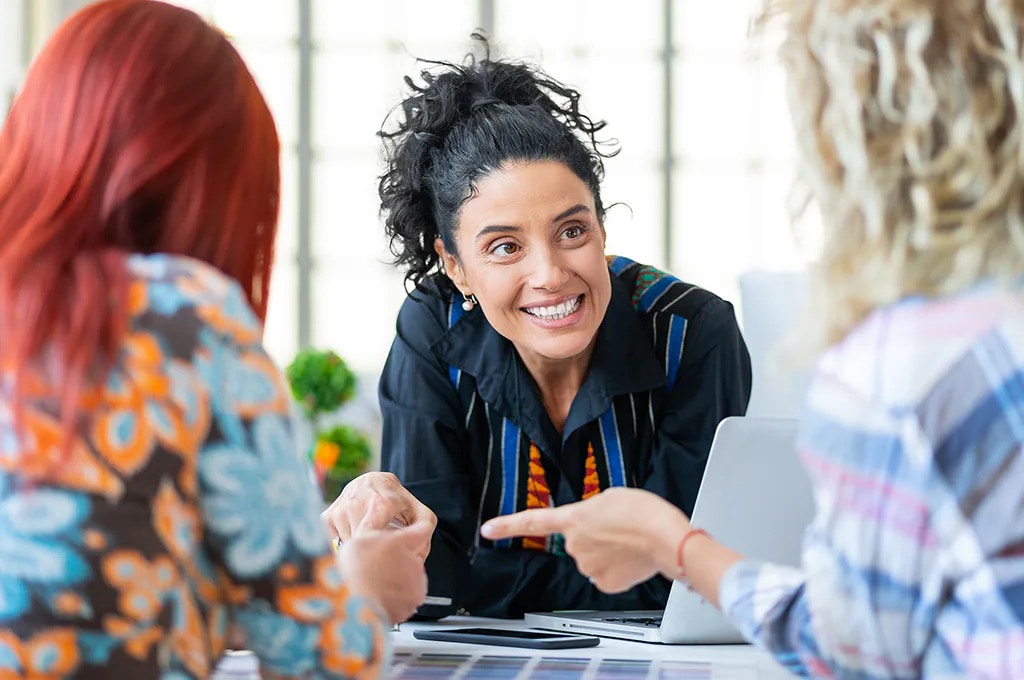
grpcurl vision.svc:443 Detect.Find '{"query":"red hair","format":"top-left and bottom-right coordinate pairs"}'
top-left (0, 0), bottom-right (279, 449)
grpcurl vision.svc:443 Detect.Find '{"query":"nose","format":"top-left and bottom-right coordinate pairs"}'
top-left (527, 246), bottom-right (570, 291)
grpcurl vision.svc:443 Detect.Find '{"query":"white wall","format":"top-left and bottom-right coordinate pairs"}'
top-left (2, 0), bottom-right (94, 114)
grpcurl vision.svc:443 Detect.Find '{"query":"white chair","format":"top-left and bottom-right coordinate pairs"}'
top-left (738, 270), bottom-right (813, 419)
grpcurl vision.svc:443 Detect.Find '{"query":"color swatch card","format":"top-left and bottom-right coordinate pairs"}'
top-left (388, 652), bottom-right (759, 679)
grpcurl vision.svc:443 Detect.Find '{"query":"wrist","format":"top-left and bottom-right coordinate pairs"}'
top-left (675, 528), bottom-right (711, 582)
top-left (648, 507), bottom-right (690, 576)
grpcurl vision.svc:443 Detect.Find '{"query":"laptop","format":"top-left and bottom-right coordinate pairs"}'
top-left (525, 416), bottom-right (815, 644)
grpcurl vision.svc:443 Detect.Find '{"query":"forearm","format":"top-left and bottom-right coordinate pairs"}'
top-left (666, 531), bottom-right (743, 609)
top-left (230, 559), bottom-right (390, 679)
top-left (649, 528), bottom-right (822, 675)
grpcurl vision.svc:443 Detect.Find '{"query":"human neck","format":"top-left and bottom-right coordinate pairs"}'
top-left (516, 342), bottom-right (596, 435)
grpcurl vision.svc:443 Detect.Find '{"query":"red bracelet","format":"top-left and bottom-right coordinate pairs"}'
top-left (675, 527), bottom-right (710, 580)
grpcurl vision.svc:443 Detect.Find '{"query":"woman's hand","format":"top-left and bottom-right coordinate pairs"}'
top-left (336, 501), bottom-right (431, 624)
top-left (481, 487), bottom-right (690, 593)
top-left (322, 471), bottom-right (437, 560)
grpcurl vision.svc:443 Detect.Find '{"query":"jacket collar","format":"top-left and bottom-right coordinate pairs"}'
top-left (433, 268), bottom-right (666, 447)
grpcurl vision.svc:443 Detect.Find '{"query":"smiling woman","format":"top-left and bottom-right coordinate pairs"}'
top-left (320, 35), bottom-right (753, 619)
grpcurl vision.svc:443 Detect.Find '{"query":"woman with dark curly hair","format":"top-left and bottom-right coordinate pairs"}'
top-left (322, 36), bottom-right (752, 619)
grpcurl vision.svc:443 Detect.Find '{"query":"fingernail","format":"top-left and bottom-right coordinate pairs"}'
top-left (480, 523), bottom-right (494, 538)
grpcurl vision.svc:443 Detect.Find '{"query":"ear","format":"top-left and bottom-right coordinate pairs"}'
top-left (435, 237), bottom-right (469, 292)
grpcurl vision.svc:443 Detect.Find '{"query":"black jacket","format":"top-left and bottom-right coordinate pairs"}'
top-left (380, 257), bottom-right (752, 618)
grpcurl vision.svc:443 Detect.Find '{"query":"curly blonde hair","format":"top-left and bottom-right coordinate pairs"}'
top-left (772, 0), bottom-right (1024, 346)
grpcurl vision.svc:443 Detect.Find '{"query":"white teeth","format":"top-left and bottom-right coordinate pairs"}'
top-left (525, 296), bottom-right (582, 320)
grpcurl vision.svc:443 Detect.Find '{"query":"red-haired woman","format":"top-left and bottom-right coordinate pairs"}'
top-left (0, 1), bottom-right (426, 677)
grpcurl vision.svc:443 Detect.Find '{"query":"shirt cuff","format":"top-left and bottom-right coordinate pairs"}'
top-left (718, 558), bottom-right (806, 646)
top-left (356, 594), bottom-right (394, 672)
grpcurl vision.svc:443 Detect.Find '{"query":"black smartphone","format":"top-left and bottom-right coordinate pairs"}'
top-left (412, 627), bottom-right (600, 650)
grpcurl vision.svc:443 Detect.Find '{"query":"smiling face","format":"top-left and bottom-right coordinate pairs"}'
top-left (438, 160), bottom-right (612, 371)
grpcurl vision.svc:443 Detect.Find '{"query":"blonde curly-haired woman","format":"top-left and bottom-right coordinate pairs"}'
top-left (485, 1), bottom-right (1024, 677)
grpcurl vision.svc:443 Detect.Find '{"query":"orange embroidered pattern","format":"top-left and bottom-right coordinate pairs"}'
top-left (521, 441), bottom-right (603, 551)
top-left (522, 443), bottom-right (552, 551)
top-left (582, 442), bottom-right (600, 500)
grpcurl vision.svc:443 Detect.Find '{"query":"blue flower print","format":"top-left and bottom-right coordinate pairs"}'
top-left (0, 577), bottom-right (29, 622)
top-left (337, 597), bottom-right (377, 657)
top-left (0, 638), bottom-right (16, 671)
top-left (0, 474), bottom-right (90, 621)
top-left (200, 415), bottom-right (327, 578)
top-left (193, 328), bottom-right (283, 449)
top-left (76, 631), bottom-right (119, 665)
top-left (146, 281), bottom-right (194, 317)
top-left (126, 255), bottom-right (193, 316)
top-left (193, 328), bottom-right (248, 447)
top-left (160, 673), bottom-right (194, 680)
top-left (199, 275), bottom-right (257, 328)
top-left (235, 601), bottom-right (320, 677)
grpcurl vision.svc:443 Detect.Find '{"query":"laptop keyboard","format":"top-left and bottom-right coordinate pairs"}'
top-left (601, 616), bottom-right (663, 628)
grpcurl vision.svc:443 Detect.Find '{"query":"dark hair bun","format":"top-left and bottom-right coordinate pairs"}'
top-left (378, 33), bottom-right (616, 293)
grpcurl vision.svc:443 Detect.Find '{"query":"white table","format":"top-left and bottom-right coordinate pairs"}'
top-left (390, 617), bottom-right (796, 679)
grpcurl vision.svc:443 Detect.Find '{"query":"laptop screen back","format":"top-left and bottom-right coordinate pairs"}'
top-left (659, 416), bottom-right (814, 643)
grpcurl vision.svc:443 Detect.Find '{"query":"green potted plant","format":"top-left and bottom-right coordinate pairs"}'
top-left (285, 348), bottom-right (372, 500)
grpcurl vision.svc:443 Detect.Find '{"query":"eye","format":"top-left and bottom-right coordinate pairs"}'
top-left (489, 241), bottom-right (520, 257)
top-left (560, 224), bottom-right (587, 240)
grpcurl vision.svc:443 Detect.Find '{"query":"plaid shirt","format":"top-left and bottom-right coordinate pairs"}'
top-left (719, 282), bottom-right (1024, 679)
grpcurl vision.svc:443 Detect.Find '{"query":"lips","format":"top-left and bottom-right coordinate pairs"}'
top-left (522, 294), bottom-right (584, 321)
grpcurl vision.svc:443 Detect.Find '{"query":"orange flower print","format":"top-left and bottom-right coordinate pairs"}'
top-left (153, 479), bottom-right (217, 601)
top-left (278, 562), bottom-right (300, 583)
top-left (277, 557), bottom-right (348, 624)
top-left (127, 280), bottom-right (148, 317)
top-left (274, 557), bottom-right (382, 677)
top-left (83, 528), bottom-right (107, 551)
top-left (0, 406), bottom-right (123, 499)
top-left (49, 591), bottom-right (92, 619)
top-left (206, 604), bottom-right (229, 662)
top-left (173, 264), bottom-right (262, 346)
top-left (100, 548), bottom-right (209, 677)
top-left (91, 337), bottom-right (160, 477)
top-left (93, 332), bottom-right (212, 479)
top-left (228, 352), bottom-right (290, 419)
top-left (168, 585), bottom-right (209, 679)
top-left (160, 359), bottom-right (212, 467)
top-left (0, 629), bottom-right (80, 679)
top-left (101, 550), bottom-right (176, 660)
top-left (320, 596), bottom-right (383, 678)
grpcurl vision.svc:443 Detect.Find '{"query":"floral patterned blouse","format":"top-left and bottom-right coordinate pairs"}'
top-left (0, 254), bottom-right (388, 679)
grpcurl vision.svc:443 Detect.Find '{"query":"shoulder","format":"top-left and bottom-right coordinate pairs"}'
top-left (608, 255), bottom-right (737, 326)
top-left (820, 282), bottom-right (1024, 409)
top-left (125, 253), bottom-right (262, 347)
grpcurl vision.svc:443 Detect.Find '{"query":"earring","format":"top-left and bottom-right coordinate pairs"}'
top-left (461, 292), bottom-right (478, 312)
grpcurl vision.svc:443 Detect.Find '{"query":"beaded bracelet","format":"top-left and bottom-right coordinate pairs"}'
top-left (675, 527), bottom-right (710, 581)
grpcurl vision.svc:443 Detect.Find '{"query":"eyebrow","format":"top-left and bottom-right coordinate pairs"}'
top-left (552, 204), bottom-right (590, 222)
top-left (474, 204), bottom-right (592, 241)
top-left (475, 224), bottom-right (521, 241)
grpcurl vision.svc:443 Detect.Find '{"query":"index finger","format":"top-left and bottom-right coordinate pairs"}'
top-left (480, 507), bottom-right (569, 541)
